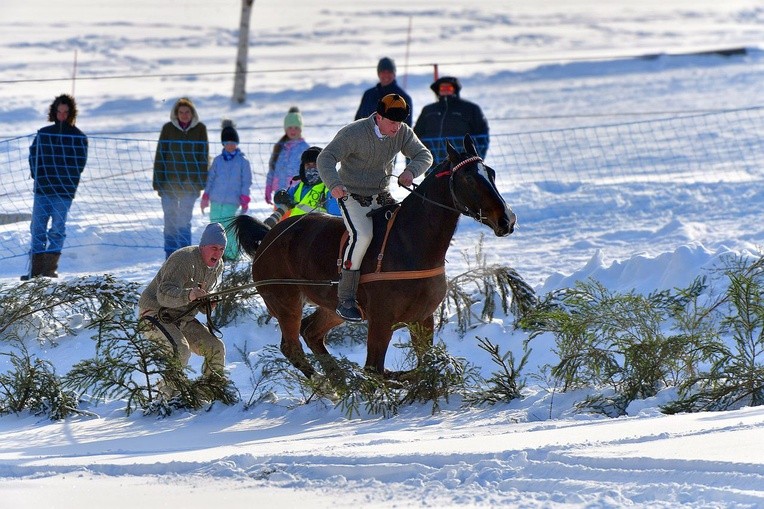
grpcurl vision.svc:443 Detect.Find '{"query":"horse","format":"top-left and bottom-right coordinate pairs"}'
top-left (231, 134), bottom-right (516, 379)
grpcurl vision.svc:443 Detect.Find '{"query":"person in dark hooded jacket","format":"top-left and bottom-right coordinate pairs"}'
top-left (413, 76), bottom-right (489, 165)
top-left (23, 94), bottom-right (88, 280)
top-left (355, 57), bottom-right (413, 126)
top-left (153, 97), bottom-right (209, 259)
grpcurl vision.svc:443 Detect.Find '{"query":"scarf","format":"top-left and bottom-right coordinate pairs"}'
top-left (222, 148), bottom-right (240, 161)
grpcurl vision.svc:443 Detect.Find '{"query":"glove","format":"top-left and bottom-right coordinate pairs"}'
top-left (265, 184), bottom-right (273, 205)
top-left (200, 192), bottom-right (210, 213)
top-left (239, 194), bottom-right (250, 213)
top-left (273, 189), bottom-right (295, 208)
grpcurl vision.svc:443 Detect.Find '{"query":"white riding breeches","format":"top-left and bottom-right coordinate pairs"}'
top-left (339, 194), bottom-right (382, 270)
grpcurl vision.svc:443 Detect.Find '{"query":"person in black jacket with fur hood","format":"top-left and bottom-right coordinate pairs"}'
top-left (23, 94), bottom-right (88, 280)
top-left (413, 76), bottom-right (489, 166)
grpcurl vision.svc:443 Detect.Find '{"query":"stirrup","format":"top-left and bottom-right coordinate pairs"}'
top-left (336, 299), bottom-right (363, 322)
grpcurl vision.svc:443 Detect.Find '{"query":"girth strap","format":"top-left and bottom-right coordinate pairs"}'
top-left (360, 265), bottom-right (445, 283)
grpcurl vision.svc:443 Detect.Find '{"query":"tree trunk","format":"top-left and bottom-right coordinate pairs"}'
top-left (232, 0), bottom-right (255, 104)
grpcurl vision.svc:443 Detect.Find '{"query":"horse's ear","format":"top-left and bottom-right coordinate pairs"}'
top-left (463, 134), bottom-right (478, 157)
top-left (446, 140), bottom-right (460, 163)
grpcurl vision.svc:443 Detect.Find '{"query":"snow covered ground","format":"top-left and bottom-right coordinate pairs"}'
top-left (1, 1), bottom-right (763, 507)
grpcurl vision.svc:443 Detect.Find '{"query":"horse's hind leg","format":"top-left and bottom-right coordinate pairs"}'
top-left (300, 307), bottom-right (343, 355)
top-left (301, 307), bottom-right (344, 379)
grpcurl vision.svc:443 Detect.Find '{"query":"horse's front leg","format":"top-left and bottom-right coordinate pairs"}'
top-left (382, 315), bottom-right (437, 382)
top-left (364, 318), bottom-right (395, 375)
top-left (410, 314), bottom-right (435, 366)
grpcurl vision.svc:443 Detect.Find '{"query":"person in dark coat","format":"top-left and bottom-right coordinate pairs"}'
top-left (153, 97), bottom-right (209, 259)
top-left (23, 94), bottom-right (88, 280)
top-left (413, 76), bottom-right (490, 165)
top-left (354, 57), bottom-right (414, 127)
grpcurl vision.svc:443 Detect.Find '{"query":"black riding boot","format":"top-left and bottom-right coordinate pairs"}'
top-left (336, 269), bottom-right (363, 322)
top-left (20, 253), bottom-right (46, 281)
top-left (43, 252), bottom-right (61, 278)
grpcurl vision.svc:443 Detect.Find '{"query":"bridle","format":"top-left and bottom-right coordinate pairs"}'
top-left (428, 155), bottom-right (494, 223)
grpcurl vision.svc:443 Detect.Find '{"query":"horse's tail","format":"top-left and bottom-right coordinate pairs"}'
top-left (230, 215), bottom-right (270, 258)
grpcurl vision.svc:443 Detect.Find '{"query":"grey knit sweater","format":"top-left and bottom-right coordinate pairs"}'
top-left (317, 115), bottom-right (433, 197)
top-left (138, 246), bottom-right (223, 322)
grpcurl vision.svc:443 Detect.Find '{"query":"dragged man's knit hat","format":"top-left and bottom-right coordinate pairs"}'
top-left (200, 222), bottom-right (227, 247)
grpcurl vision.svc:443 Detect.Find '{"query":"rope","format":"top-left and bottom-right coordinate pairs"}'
top-left (201, 277), bottom-right (336, 302)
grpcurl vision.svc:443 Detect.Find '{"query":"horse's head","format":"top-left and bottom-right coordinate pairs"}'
top-left (442, 135), bottom-right (516, 236)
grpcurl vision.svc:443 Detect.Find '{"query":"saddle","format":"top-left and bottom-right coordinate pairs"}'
top-left (337, 203), bottom-right (445, 283)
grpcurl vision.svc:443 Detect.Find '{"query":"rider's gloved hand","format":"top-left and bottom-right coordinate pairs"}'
top-left (398, 169), bottom-right (414, 187)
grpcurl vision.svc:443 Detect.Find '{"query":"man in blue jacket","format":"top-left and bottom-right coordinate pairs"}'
top-left (355, 57), bottom-right (413, 127)
top-left (414, 76), bottom-right (489, 166)
top-left (23, 94), bottom-right (88, 280)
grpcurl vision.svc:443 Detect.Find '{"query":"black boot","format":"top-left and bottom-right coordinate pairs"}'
top-left (43, 252), bottom-right (61, 278)
top-left (336, 269), bottom-right (363, 322)
top-left (20, 253), bottom-right (46, 281)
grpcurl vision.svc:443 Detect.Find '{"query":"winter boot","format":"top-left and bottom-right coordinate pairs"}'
top-left (43, 252), bottom-right (61, 278)
top-left (336, 269), bottom-right (363, 322)
top-left (20, 253), bottom-right (46, 281)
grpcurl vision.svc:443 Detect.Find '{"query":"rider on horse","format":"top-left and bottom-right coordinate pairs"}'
top-left (317, 93), bottom-right (433, 322)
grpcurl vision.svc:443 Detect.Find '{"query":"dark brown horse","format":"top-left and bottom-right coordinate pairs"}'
top-left (232, 134), bottom-right (516, 379)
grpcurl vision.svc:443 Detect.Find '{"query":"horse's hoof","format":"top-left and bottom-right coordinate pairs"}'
top-left (384, 369), bottom-right (417, 383)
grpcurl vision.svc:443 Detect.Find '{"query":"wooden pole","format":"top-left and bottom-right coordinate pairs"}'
top-left (72, 49), bottom-right (78, 96)
top-left (402, 15), bottom-right (412, 89)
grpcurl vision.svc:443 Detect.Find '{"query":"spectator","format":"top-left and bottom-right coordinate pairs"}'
top-left (138, 222), bottom-right (227, 381)
top-left (355, 57), bottom-right (413, 126)
top-left (318, 94), bottom-right (432, 321)
top-left (153, 97), bottom-right (209, 259)
top-left (23, 94), bottom-right (88, 280)
top-left (263, 146), bottom-right (340, 227)
top-left (265, 106), bottom-right (309, 205)
top-left (413, 76), bottom-right (489, 165)
top-left (200, 119), bottom-right (252, 262)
